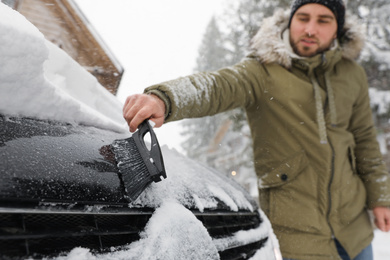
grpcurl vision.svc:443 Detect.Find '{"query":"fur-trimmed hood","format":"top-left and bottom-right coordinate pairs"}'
top-left (249, 9), bottom-right (365, 68)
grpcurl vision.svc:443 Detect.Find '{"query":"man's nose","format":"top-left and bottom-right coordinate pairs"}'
top-left (305, 21), bottom-right (318, 36)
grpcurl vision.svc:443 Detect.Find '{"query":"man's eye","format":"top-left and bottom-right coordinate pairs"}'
top-left (319, 20), bottom-right (330, 24)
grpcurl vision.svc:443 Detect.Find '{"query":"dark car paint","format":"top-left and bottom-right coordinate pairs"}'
top-left (0, 115), bottom-right (129, 205)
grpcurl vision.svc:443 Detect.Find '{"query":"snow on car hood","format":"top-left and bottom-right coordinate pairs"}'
top-left (0, 3), bottom-right (127, 133)
top-left (132, 145), bottom-right (256, 212)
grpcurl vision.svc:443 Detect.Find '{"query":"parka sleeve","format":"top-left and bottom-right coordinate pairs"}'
top-left (350, 67), bottom-right (390, 209)
top-left (144, 58), bottom-right (266, 122)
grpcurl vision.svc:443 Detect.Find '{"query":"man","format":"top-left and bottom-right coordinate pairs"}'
top-left (123, 0), bottom-right (390, 259)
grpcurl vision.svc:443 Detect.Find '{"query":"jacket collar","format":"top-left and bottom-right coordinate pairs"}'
top-left (292, 47), bottom-right (342, 74)
top-left (249, 9), bottom-right (365, 69)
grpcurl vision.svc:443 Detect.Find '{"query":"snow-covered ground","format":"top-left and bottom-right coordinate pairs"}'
top-left (0, 2), bottom-right (389, 259)
top-left (373, 230), bottom-right (390, 259)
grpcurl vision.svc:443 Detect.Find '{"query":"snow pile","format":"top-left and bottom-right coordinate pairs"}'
top-left (111, 201), bottom-right (219, 260)
top-left (0, 3), bottom-right (127, 133)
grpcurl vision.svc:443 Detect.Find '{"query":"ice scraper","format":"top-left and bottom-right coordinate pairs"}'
top-left (111, 120), bottom-right (166, 202)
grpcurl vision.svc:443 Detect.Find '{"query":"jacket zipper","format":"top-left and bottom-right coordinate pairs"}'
top-left (318, 55), bottom-right (336, 238)
top-left (327, 137), bottom-right (336, 239)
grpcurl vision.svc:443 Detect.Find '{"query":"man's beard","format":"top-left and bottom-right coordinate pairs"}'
top-left (291, 38), bottom-right (331, 57)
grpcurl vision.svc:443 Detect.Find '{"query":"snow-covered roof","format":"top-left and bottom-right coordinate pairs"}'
top-left (0, 3), bottom-right (127, 133)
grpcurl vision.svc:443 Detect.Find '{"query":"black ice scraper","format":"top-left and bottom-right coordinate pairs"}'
top-left (111, 120), bottom-right (166, 202)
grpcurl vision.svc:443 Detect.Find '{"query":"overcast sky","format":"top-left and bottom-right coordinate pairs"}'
top-left (73, 0), bottom-right (224, 152)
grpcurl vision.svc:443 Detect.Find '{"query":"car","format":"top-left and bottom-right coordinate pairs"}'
top-left (0, 115), bottom-right (281, 260)
top-left (0, 2), bottom-right (281, 259)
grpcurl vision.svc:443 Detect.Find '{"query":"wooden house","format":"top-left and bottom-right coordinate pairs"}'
top-left (2, 0), bottom-right (123, 95)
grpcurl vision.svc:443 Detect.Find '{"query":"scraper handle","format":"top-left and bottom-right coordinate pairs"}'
top-left (133, 120), bottom-right (166, 182)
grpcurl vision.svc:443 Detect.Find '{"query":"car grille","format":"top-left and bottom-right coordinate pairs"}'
top-left (0, 209), bottom-right (152, 257)
top-left (0, 208), bottom-right (265, 259)
top-left (195, 211), bottom-right (267, 260)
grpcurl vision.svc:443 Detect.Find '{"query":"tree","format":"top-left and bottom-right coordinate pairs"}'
top-left (194, 16), bottom-right (228, 72)
top-left (180, 16), bottom-right (228, 161)
top-left (347, 0), bottom-right (390, 90)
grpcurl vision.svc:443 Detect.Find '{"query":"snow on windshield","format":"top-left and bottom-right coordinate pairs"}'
top-left (0, 3), bottom-right (127, 133)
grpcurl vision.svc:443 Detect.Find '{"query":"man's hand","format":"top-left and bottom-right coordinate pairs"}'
top-left (123, 94), bottom-right (166, 132)
top-left (373, 207), bottom-right (390, 232)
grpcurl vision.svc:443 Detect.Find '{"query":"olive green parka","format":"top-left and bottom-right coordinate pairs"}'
top-left (145, 10), bottom-right (390, 260)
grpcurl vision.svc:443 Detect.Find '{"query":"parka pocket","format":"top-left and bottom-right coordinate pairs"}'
top-left (258, 150), bottom-right (308, 189)
top-left (340, 146), bottom-right (367, 225)
top-left (258, 150), bottom-right (322, 233)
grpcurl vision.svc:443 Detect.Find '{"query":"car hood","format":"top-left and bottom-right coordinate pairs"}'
top-left (1, 115), bottom-right (256, 212)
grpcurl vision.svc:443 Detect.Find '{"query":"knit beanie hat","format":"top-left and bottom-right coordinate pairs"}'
top-left (288, 0), bottom-right (346, 38)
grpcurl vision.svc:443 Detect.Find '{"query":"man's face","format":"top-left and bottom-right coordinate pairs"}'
top-left (289, 3), bottom-right (338, 57)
